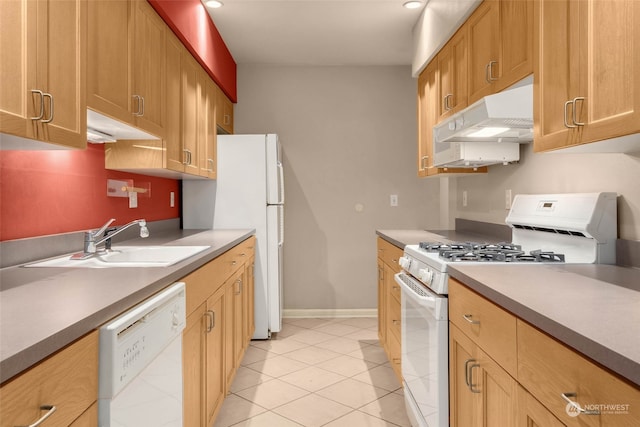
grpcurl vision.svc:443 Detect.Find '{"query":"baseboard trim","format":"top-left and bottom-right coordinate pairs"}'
top-left (283, 308), bottom-right (377, 319)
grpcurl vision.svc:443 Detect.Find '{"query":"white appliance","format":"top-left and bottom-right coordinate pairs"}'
top-left (432, 79), bottom-right (533, 168)
top-left (182, 134), bottom-right (284, 339)
top-left (396, 192), bottom-right (617, 427)
top-left (98, 282), bottom-right (186, 427)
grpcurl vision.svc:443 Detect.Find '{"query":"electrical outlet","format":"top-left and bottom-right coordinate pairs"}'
top-left (170, 192), bottom-right (175, 208)
top-left (505, 189), bottom-right (512, 210)
top-left (462, 191), bottom-right (468, 207)
top-left (129, 191), bottom-right (138, 208)
top-left (390, 194), bottom-right (398, 207)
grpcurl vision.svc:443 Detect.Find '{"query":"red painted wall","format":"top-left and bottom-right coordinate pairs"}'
top-left (149, 0), bottom-right (237, 102)
top-left (0, 145), bottom-right (180, 241)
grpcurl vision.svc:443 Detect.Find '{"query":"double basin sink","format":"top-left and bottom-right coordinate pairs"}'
top-left (26, 245), bottom-right (211, 268)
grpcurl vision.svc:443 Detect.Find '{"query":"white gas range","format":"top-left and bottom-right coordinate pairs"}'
top-left (396, 192), bottom-right (617, 427)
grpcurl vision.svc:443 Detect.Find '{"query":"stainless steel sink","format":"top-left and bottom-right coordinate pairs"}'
top-left (25, 246), bottom-right (211, 268)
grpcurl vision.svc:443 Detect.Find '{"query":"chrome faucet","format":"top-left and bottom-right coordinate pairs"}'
top-left (72, 218), bottom-right (149, 259)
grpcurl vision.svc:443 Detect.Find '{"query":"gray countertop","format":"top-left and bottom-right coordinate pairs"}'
top-left (376, 228), bottom-right (505, 249)
top-left (0, 228), bottom-right (254, 384)
top-left (377, 229), bottom-right (640, 387)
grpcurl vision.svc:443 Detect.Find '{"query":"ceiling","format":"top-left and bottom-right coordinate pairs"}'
top-left (203, 0), bottom-right (427, 66)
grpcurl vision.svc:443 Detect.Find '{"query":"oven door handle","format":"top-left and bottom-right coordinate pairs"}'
top-left (395, 273), bottom-right (439, 310)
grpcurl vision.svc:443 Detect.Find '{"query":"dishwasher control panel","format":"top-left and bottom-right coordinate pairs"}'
top-left (98, 282), bottom-right (186, 398)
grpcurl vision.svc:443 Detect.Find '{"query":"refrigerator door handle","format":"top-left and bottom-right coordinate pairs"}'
top-left (277, 161), bottom-right (285, 204)
top-left (278, 205), bottom-right (284, 247)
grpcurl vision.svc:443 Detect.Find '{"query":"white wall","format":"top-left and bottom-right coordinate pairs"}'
top-left (455, 144), bottom-right (640, 240)
top-left (234, 65), bottom-right (440, 311)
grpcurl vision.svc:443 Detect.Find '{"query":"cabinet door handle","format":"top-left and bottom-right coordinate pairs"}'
top-left (561, 392), bottom-right (600, 415)
top-left (564, 100), bottom-right (577, 128)
top-left (485, 60), bottom-right (498, 83)
top-left (16, 404), bottom-right (57, 427)
top-left (207, 158), bottom-right (215, 172)
top-left (443, 94), bottom-right (453, 111)
top-left (235, 279), bottom-right (242, 295)
top-left (224, 114), bottom-right (230, 125)
top-left (572, 97), bottom-right (585, 126)
top-left (30, 90), bottom-right (45, 120)
top-left (468, 362), bottom-right (481, 393)
top-left (421, 155), bottom-right (429, 170)
top-left (133, 95), bottom-right (144, 116)
top-left (205, 310), bottom-right (215, 333)
top-left (463, 314), bottom-right (480, 325)
top-left (41, 93), bottom-right (54, 123)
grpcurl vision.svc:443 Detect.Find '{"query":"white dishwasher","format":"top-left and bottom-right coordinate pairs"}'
top-left (98, 282), bottom-right (186, 427)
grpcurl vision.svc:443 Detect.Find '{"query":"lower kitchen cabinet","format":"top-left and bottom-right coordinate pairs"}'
top-left (518, 319), bottom-right (640, 427)
top-left (517, 385), bottom-right (566, 427)
top-left (181, 236), bottom-right (255, 427)
top-left (376, 237), bottom-right (403, 382)
top-left (0, 331), bottom-right (98, 427)
top-left (450, 277), bottom-right (640, 427)
top-left (449, 323), bottom-right (518, 427)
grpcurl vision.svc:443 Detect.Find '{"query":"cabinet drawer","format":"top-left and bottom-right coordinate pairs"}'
top-left (518, 320), bottom-right (640, 427)
top-left (0, 331), bottom-right (98, 427)
top-left (377, 238), bottom-right (403, 273)
top-left (184, 236), bottom-right (256, 315)
top-left (448, 278), bottom-right (517, 377)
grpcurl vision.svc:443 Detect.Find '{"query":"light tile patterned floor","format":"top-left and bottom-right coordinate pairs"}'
top-left (214, 317), bottom-right (412, 427)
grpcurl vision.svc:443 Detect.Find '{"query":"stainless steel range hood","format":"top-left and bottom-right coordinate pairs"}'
top-left (434, 79), bottom-right (533, 144)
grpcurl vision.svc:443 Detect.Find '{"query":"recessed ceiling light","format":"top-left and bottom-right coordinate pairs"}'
top-left (205, 0), bottom-right (223, 8)
top-left (403, 1), bottom-right (422, 9)
top-left (403, 1), bottom-right (423, 9)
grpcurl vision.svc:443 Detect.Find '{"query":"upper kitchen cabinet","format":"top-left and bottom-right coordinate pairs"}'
top-left (87, 0), bottom-right (166, 138)
top-left (199, 76), bottom-right (217, 179)
top-left (417, 62), bottom-right (487, 177)
top-left (215, 85), bottom-right (234, 135)
top-left (534, 0), bottom-right (640, 152)
top-left (181, 51), bottom-right (203, 176)
top-left (437, 28), bottom-right (468, 121)
top-left (467, 0), bottom-right (533, 104)
top-left (0, 0), bottom-right (87, 149)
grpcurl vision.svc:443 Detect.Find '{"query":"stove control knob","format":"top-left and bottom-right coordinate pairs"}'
top-left (398, 256), bottom-right (411, 270)
top-left (418, 268), bottom-right (433, 284)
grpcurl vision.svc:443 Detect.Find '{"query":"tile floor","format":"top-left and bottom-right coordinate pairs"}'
top-left (213, 317), bottom-right (412, 427)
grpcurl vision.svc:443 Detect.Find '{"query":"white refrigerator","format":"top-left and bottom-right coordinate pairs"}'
top-left (182, 134), bottom-right (284, 339)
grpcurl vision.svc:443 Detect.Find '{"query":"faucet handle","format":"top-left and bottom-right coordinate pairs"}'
top-left (93, 218), bottom-right (116, 237)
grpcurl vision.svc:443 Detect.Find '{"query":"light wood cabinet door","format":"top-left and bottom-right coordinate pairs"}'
top-left (437, 28), bottom-right (468, 121)
top-left (1, 0), bottom-right (86, 149)
top-left (0, 331), bottom-right (98, 427)
top-left (69, 402), bottom-right (98, 427)
top-left (205, 287), bottom-right (226, 427)
top-left (0, 0), bottom-right (36, 139)
top-left (181, 51), bottom-right (201, 175)
top-left (244, 256), bottom-right (256, 343)
top-left (498, 0), bottom-right (533, 92)
top-left (449, 278), bottom-right (517, 377)
top-left (165, 28), bottom-right (184, 173)
top-left (183, 303), bottom-right (206, 427)
top-left (199, 74), bottom-right (217, 179)
top-left (130, 0), bottom-right (166, 137)
top-left (517, 385), bottom-right (566, 427)
top-left (87, 0), bottom-right (131, 125)
top-left (417, 61), bottom-right (437, 177)
top-left (216, 85), bottom-right (234, 134)
top-left (449, 324), bottom-right (518, 427)
top-left (534, 0), bottom-right (640, 151)
top-left (467, 0), bottom-right (500, 103)
top-left (517, 320), bottom-right (640, 427)
top-left (377, 258), bottom-right (387, 344)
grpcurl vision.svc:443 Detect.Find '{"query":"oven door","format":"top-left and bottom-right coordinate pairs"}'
top-left (396, 272), bottom-right (448, 427)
